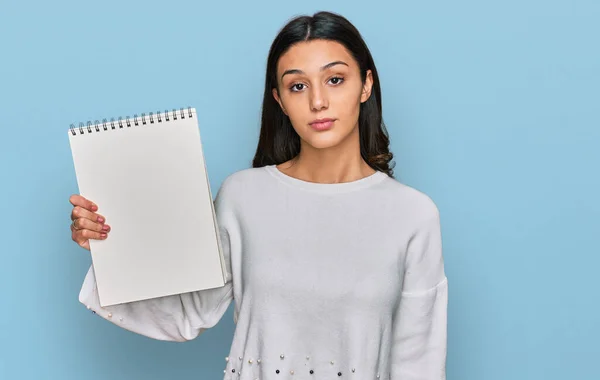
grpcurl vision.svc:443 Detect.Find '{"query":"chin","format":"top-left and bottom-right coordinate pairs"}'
top-left (302, 132), bottom-right (347, 150)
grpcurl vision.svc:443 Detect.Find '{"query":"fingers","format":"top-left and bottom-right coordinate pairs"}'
top-left (69, 194), bottom-right (111, 252)
top-left (69, 194), bottom-right (103, 223)
top-left (72, 217), bottom-right (110, 234)
top-left (71, 227), bottom-right (107, 251)
top-left (77, 228), bottom-right (107, 241)
top-left (70, 204), bottom-right (105, 224)
top-left (69, 194), bottom-right (98, 212)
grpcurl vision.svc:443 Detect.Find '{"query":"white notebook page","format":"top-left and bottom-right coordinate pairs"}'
top-left (68, 108), bottom-right (226, 307)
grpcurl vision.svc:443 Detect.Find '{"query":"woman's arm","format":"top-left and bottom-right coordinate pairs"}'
top-left (78, 227), bottom-right (233, 342)
top-left (391, 205), bottom-right (448, 379)
top-left (77, 179), bottom-right (237, 342)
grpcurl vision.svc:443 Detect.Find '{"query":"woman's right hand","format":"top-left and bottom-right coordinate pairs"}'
top-left (69, 195), bottom-right (111, 251)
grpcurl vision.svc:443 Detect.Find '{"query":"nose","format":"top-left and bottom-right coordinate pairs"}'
top-left (309, 84), bottom-right (328, 112)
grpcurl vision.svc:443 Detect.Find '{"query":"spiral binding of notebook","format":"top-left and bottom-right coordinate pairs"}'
top-left (69, 106), bottom-right (194, 136)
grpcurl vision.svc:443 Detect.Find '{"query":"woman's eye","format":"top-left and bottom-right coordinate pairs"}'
top-left (290, 83), bottom-right (305, 92)
top-left (329, 76), bottom-right (344, 85)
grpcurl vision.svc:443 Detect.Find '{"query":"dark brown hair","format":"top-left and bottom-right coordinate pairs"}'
top-left (251, 11), bottom-right (395, 177)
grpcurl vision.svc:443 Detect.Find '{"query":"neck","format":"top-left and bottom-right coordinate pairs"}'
top-left (278, 125), bottom-right (375, 184)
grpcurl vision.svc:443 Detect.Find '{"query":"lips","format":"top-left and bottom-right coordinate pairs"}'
top-left (309, 118), bottom-right (335, 131)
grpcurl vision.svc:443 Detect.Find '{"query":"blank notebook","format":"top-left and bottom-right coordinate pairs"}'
top-left (68, 107), bottom-right (227, 307)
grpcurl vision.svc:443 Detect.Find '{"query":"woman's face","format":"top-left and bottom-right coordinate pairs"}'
top-left (273, 39), bottom-right (373, 150)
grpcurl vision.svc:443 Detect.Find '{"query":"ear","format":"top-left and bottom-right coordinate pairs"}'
top-left (272, 87), bottom-right (288, 115)
top-left (360, 69), bottom-right (373, 103)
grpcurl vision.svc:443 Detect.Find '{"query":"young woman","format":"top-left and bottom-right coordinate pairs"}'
top-left (69, 11), bottom-right (448, 380)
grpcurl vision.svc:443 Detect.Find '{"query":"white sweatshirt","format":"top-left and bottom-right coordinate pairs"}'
top-left (79, 164), bottom-right (448, 380)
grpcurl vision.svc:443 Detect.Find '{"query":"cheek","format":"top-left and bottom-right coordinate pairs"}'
top-left (332, 88), bottom-right (362, 120)
top-left (280, 93), bottom-right (301, 114)
top-left (283, 99), bottom-right (306, 125)
top-left (280, 98), bottom-right (310, 137)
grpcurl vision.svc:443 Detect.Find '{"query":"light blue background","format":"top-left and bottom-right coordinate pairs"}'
top-left (1, 0), bottom-right (598, 379)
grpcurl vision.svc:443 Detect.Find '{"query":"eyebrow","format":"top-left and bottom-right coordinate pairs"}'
top-left (280, 60), bottom-right (349, 81)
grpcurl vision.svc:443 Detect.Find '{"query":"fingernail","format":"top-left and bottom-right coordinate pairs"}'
top-left (97, 216), bottom-right (105, 223)
top-left (91, 204), bottom-right (98, 211)
top-left (102, 225), bottom-right (109, 231)
top-left (101, 233), bottom-right (107, 238)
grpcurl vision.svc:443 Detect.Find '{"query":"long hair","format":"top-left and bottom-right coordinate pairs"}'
top-left (252, 11), bottom-right (395, 177)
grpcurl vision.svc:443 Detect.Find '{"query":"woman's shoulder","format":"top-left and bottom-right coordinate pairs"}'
top-left (214, 166), bottom-right (270, 204)
top-left (219, 166), bottom-right (269, 190)
top-left (378, 176), bottom-right (440, 224)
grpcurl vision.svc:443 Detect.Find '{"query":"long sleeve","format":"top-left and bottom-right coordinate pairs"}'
top-left (391, 206), bottom-right (448, 379)
top-left (77, 181), bottom-right (237, 342)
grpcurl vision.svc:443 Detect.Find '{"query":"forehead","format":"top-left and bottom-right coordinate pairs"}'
top-left (277, 39), bottom-right (356, 73)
